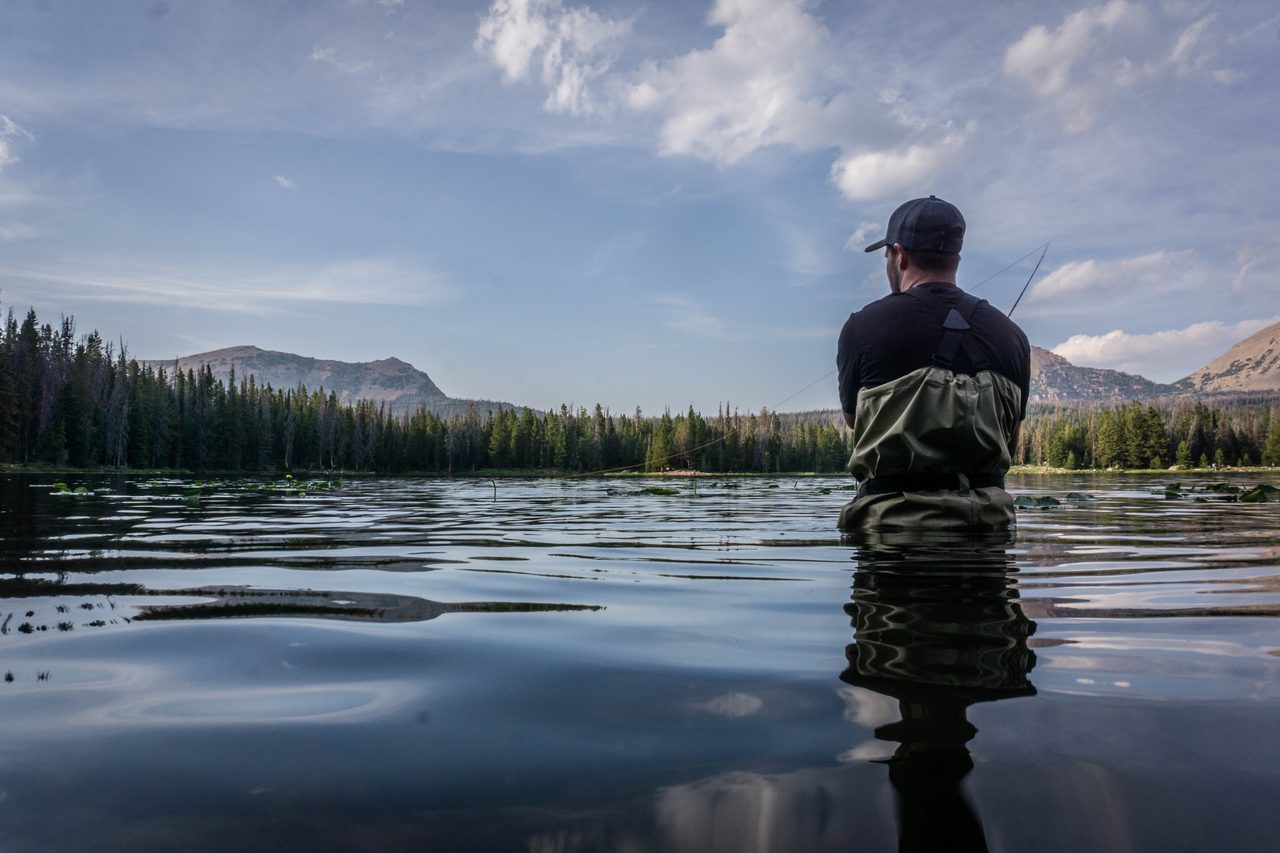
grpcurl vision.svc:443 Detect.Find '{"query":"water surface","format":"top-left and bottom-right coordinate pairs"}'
top-left (2, 473), bottom-right (1278, 851)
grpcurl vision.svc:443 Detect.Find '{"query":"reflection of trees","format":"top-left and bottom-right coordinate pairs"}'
top-left (841, 531), bottom-right (1037, 853)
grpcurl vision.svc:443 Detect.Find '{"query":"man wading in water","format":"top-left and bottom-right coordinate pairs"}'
top-left (837, 196), bottom-right (1031, 531)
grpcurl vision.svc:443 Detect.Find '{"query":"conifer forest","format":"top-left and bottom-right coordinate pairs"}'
top-left (3, 306), bottom-right (1279, 474)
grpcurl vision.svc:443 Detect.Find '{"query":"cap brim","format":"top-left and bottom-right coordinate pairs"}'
top-left (863, 238), bottom-right (888, 253)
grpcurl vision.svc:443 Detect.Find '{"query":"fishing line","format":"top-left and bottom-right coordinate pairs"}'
top-left (757, 241), bottom-right (1050, 423)
top-left (969, 242), bottom-right (1050, 293)
top-left (557, 242), bottom-right (1050, 480)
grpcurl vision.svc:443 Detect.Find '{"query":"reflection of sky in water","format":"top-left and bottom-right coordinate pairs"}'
top-left (1, 472), bottom-right (1279, 850)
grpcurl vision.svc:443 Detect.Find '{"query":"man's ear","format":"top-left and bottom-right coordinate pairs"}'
top-left (893, 245), bottom-right (910, 271)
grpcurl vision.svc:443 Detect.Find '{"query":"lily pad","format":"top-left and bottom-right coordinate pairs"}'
top-left (1240, 484), bottom-right (1279, 503)
top-left (1014, 495), bottom-right (1061, 509)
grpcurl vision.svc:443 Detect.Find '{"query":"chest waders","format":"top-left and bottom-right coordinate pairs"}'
top-left (838, 289), bottom-right (1021, 532)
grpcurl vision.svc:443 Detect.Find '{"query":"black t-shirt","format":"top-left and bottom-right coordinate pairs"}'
top-left (837, 282), bottom-right (1031, 418)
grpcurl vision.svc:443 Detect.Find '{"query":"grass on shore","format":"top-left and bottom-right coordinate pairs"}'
top-left (1008, 464), bottom-right (1280, 475)
top-left (5, 462), bottom-right (1278, 479)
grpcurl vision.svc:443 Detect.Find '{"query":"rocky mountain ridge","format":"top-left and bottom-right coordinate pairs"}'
top-left (141, 345), bottom-right (515, 416)
top-left (1175, 320), bottom-right (1280, 394)
top-left (1028, 345), bottom-right (1176, 402)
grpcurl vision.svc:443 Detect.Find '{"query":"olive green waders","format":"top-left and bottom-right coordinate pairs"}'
top-left (838, 290), bottom-right (1021, 532)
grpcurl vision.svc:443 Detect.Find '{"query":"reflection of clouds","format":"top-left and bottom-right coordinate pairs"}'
top-left (838, 739), bottom-right (895, 763)
top-left (694, 692), bottom-right (762, 718)
top-left (837, 685), bottom-right (897, 727)
top-left (654, 769), bottom-right (883, 853)
top-left (75, 681), bottom-right (420, 728)
top-left (0, 660), bottom-right (156, 729)
top-left (1064, 636), bottom-right (1275, 659)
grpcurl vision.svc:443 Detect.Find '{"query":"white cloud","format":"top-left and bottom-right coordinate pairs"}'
top-left (273, 175), bottom-right (298, 191)
top-left (0, 257), bottom-right (453, 314)
top-left (1051, 316), bottom-right (1280, 380)
top-left (1029, 251), bottom-right (1196, 302)
top-left (0, 223), bottom-right (39, 241)
top-left (623, 0), bottom-right (832, 165)
top-left (844, 221), bottom-right (880, 253)
top-left (0, 114), bottom-right (32, 171)
top-left (1004, 1), bottom-right (1236, 132)
top-left (650, 292), bottom-right (743, 341)
top-left (1232, 237), bottom-right (1280, 294)
top-left (1226, 11), bottom-right (1280, 46)
top-left (780, 223), bottom-right (835, 278)
top-left (613, 0), bottom-right (966, 202)
top-left (475, 0), bottom-right (631, 116)
top-left (830, 131), bottom-right (967, 201)
top-left (310, 46), bottom-right (375, 75)
top-left (1004, 0), bottom-right (1141, 97)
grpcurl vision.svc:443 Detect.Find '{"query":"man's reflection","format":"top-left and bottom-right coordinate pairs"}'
top-left (841, 531), bottom-right (1037, 853)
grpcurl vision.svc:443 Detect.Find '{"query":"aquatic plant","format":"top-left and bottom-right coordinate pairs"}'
top-left (1158, 482), bottom-right (1277, 502)
top-left (1013, 496), bottom-right (1061, 509)
top-left (1240, 485), bottom-right (1279, 503)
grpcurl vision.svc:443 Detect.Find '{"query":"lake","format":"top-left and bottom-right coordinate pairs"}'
top-left (1, 472), bottom-right (1278, 852)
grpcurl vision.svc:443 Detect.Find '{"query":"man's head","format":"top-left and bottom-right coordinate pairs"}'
top-left (864, 196), bottom-right (964, 293)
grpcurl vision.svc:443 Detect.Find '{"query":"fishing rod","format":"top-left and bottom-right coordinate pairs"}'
top-left (557, 243), bottom-right (1052, 480)
top-left (1006, 242), bottom-right (1049, 318)
top-left (771, 241), bottom-right (1052, 402)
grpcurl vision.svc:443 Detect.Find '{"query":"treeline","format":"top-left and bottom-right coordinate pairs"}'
top-left (0, 307), bottom-right (851, 474)
top-left (1016, 399), bottom-right (1280, 469)
top-left (7, 306), bottom-right (1280, 475)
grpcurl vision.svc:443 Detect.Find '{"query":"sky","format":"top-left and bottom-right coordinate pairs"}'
top-left (1, 0), bottom-right (1278, 413)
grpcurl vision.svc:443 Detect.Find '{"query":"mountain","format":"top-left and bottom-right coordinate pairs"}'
top-left (1175, 321), bottom-right (1280, 393)
top-left (1029, 345), bottom-right (1175, 402)
top-left (141, 345), bottom-right (516, 416)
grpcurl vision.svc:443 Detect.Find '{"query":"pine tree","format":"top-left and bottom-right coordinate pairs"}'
top-left (1264, 415), bottom-right (1280, 466)
top-left (1175, 441), bottom-right (1191, 468)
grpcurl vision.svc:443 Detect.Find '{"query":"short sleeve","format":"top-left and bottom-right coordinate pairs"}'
top-left (837, 315), bottom-right (861, 414)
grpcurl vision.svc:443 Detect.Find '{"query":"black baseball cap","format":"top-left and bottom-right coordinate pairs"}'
top-left (863, 195), bottom-right (965, 254)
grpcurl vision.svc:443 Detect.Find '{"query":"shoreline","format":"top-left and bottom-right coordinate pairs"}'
top-left (3, 463), bottom-right (1277, 479)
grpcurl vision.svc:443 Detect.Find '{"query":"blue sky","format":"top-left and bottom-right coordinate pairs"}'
top-left (1, 0), bottom-right (1277, 412)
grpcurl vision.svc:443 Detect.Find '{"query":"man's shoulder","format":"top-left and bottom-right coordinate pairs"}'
top-left (845, 292), bottom-right (918, 326)
top-left (970, 297), bottom-right (1030, 349)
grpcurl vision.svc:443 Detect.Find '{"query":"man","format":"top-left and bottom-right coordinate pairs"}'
top-left (836, 195), bottom-right (1030, 531)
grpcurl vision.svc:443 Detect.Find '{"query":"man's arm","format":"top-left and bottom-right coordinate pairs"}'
top-left (836, 316), bottom-right (860, 430)
top-left (1010, 327), bottom-right (1030, 461)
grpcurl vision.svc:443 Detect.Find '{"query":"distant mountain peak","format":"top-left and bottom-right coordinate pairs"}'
top-left (141, 346), bottom-right (518, 416)
top-left (1030, 345), bottom-right (1174, 402)
top-left (1177, 321), bottom-right (1280, 393)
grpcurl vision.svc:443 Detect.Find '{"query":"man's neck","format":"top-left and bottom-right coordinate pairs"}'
top-left (898, 273), bottom-right (956, 293)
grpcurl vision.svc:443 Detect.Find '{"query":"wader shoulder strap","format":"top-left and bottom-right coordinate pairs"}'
top-left (906, 288), bottom-right (990, 371)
